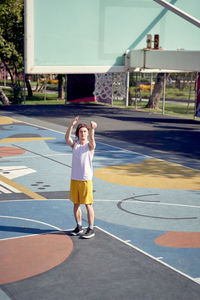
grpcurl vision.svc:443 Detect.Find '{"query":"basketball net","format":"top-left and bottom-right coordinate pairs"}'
top-left (94, 73), bottom-right (127, 105)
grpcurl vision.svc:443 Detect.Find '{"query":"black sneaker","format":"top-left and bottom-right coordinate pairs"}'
top-left (70, 225), bottom-right (83, 236)
top-left (82, 227), bottom-right (95, 239)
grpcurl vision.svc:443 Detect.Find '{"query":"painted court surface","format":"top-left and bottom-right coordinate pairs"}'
top-left (0, 105), bottom-right (200, 299)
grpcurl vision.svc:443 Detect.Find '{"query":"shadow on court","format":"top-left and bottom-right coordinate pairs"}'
top-left (2, 104), bottom-right (200, 160)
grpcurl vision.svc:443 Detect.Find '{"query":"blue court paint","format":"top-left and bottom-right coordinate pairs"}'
top-left (0, 116), bottom-right (200, 282)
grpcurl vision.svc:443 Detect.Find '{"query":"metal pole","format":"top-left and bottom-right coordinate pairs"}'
top-left (186, 73), bottom-right (192, 114)
top-left (23, 0), bottom-right (28, 104)
top-left (23, 71), bottom-right (26, 104)
top-left (153, 0), bottom-right (200, 28)
top-left (194, 72), bottom-right (199, 119)
top-left (111, 74), bottom-right (113, 107)
top-left (162, 73), bottom-right (166, 115)
top-left (65, 75), bottom-right (67, 104)
top-left (44, 75), bottom-right (47, 102)
top-left (135, 72), bottom-right (138, 109)
top-left (125, 71), bottom-right (130, 106)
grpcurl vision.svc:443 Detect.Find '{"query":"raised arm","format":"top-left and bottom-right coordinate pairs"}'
top-left (88, 121), bottom-right (97, 152)
top-left (65, 116), bottom-right (79, 147)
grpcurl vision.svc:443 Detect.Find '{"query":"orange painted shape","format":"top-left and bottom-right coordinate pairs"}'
top-left (0, 232), bottom-right (73, 285)
top-left (0, 146), bottom-right (26, 157)
top-left (155, 231), bottom-right (200, 248)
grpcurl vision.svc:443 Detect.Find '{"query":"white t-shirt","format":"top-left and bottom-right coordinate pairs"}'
top-left (71, 141), bottom-right (93, 181)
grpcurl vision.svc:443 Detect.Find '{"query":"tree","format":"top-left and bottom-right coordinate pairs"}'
top-left (146, 73), bottom-right (170, 109)
top-left (0, 0), bottom-right (24, 104)
top-left (57, 74), bottom-right (65, 100)
top-left (0, 87), bottom-right (9, 105)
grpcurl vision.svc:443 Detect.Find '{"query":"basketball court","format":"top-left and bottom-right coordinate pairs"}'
top-left (0, 105), bottom-right (200, 299)
top-left (1, 0), bottom-right (200, 298)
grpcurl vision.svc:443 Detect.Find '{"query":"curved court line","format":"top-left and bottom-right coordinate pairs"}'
top-left (94, 199), bottom-right (200, 209)
top-left (0, 215), bottom-right (62, 241)
top-left (123, 193), bottom-right (160, 203)
top-left (96, 199), bottom-right (200, 208)
top-left (117, 200), bottom-right (198, 220)
top-left (118, 200), bottom-right (200, 209)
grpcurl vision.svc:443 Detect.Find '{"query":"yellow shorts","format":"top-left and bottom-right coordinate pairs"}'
top-left (70, 179), bottom-right (93, 204)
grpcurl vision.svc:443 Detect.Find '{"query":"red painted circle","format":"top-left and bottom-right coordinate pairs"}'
top-left (155, 231), bottom-right (200, 248)
top-left (0, 232), bottom-right (73, 284)
top-left (0, 146), bottom-right (26, 157)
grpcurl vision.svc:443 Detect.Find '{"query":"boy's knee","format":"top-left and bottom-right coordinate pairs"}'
top-left (85, 203), bottom-right (93, 210)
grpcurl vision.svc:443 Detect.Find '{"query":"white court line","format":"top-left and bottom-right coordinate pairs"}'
top-left (0, 198), bottom-right (199, 209)
top-left (0, 185), bottom-right (12, 194)
top-left (95, 225), bottom-right (200, 285)
top-left (94, 199), bottom-right (200, 209)
top-left (0, 181), bottom-right (20, 193)
top-left (195, 278), bottom-right (200, 284)
top-left (0, 215), bottom-right (62, 241)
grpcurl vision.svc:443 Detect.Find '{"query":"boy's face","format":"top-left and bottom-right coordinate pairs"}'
top-left (78, 127), bottom-right (89, 141)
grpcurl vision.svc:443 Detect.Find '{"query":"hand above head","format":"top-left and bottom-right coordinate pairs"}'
top-left (72, 116), bottom-right (79, 126)
top-left (90, 121), bottom-right (97, 129)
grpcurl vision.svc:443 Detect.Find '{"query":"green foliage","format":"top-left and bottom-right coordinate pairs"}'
top-left (0, 0), bottom-right (24, 66)
top-left (0, 0), bottom-right (24, 103)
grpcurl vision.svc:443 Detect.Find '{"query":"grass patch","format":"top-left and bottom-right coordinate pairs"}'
top-left (25, 92), bottom-right (65, 104)
top-left (129, 86), bottom-right (195, 101)
top-left (1, 85), bottom-right (199, 121)
top-left (2, 88), bottom-right (65, 105)
top-left (113, 100), bottom-right (199, 120)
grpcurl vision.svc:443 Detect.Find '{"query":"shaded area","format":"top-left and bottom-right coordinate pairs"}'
top-left (103, 129), bottom-right (200, 160)
top-left (1, 104), bottom-right (200, 160)
top-left (67, 74), bottom-right (96, 102)
top-left (0, 225), bottom-right (56, 235)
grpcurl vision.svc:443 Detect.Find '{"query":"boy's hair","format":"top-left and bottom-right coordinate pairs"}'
top-left (75, 123), bottom-right (89, 137)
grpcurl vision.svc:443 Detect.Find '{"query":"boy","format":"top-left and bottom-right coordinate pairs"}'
top-left (65, 116), bottom-right (97, 239)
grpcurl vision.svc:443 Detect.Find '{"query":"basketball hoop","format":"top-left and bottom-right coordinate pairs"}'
top-left (94, 73), bottom-right (126, 105)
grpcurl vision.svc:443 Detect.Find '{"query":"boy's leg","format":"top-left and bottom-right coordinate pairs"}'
top-left (74, 203), bottom-right (82, 224)
top-left (85, 204), bottom-right (94, 226)
top-left (71, 204), bottom-right (83, 236)
top-left (82, 204), bottom-right (95, 239)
